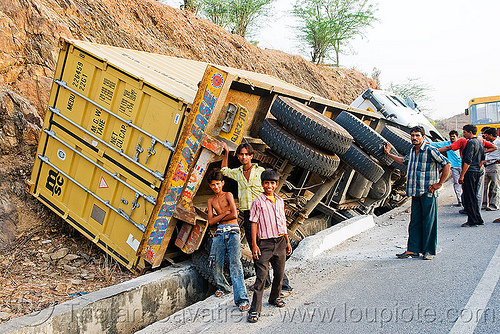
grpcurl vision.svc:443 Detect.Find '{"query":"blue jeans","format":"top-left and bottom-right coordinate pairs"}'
top-left (210, 225), bottom-right (249, 306)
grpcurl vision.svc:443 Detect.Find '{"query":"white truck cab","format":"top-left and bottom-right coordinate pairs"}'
top-left (351, 89), bottom-right (444, 141)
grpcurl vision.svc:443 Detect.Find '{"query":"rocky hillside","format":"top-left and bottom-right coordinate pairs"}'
top-left (0, 0), bottom-right (377, 248)
top-left (434, 112), bottom-right (469, 138)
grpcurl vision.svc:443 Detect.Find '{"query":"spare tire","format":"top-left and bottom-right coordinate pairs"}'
top-left (381, 125), bottom-right (412, 156)
top-left (192, 250), bottom-right (220, 286)
top-left (335, 111), bottom-right (397, 166)
top-left (270, 96), bottom-right (353, 154)
top-left (259, 118), bottom-right (340, 177)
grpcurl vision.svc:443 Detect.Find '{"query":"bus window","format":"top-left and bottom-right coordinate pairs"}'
top-left (470, 100), bottom-right (500, 125)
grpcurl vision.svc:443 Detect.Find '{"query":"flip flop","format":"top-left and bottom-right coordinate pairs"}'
top-left (269, 298), bottom-right (286, 308)
top-left (239, 302), bottom-right (250, 312)
top-left (247, 311), bottom-right (259, 323)
top-left (215, 289), bottom-right (224, 297)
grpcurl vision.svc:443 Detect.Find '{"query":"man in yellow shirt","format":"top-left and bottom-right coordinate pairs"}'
top-left (221, 142), bottom-right (265, 243)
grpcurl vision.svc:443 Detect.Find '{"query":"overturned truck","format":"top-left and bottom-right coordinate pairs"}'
top-left (27, 39), bottom-right (411, 276)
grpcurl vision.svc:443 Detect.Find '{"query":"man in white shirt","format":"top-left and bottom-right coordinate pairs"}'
top-left (481, 127), bottom-right (500, 211)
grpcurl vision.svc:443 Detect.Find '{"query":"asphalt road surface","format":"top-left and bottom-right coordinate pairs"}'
top-left (138, 181), bottom-right (500, 334)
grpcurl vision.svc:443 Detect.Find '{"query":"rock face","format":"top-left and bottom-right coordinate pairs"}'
top-left (0, 89), bottom-right (43, 155)
top-left (0, 0), bottom-right (377, 233)
top-left (0, 194), bottom-right (17, 250)
top-left (0, 0), bottom-right (376, 152)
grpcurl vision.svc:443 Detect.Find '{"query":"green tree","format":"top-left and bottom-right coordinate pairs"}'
top-left (199, 0), bottom-right (274, 38)
top-left (387, 77), bottom-right (433, 114)
top-left (293, 0), bottom-right (378, 66)
top-left (371, 67), bottom-right (381, 87)
top-left (182, 0), bottom-right (200, 13)
top-left (201, 0), bottom-right (231, 28)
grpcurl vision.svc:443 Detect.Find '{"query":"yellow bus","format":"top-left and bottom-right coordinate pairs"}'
top-left (466, 95), bottom-right (500, 133)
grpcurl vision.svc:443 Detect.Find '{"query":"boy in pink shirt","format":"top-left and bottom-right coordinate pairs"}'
top-left (247, 169), bottom-right (292, 323)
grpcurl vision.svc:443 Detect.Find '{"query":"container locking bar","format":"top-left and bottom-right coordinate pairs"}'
top-left (134, 136), bottom-right (144, 162)
top-left (145, 139), bottom-right (156, 164)
top-left (37, 154), bottom-right (146, 232)
top-left (48, 106), bottom-right (164, 181)
top-left (54, 79), bottom-right (176, 152)
top-left (129, 192), bottom-right (141, 217)
top-left (44, 129), bottom-right (156, 206)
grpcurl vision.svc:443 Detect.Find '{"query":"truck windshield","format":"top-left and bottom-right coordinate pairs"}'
top-left (384, 94), bottom-right (408, 108)
top-left (470, 100), bottom-right (500, 125)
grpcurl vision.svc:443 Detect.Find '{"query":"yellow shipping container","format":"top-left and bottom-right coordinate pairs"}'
top-left (28, 38), bottom-right (381, 273)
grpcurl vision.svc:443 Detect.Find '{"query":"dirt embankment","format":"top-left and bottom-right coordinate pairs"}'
top-left (0, 0), bottom-right (377, 323)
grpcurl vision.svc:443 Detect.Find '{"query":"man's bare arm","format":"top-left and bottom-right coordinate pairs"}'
top-left (251, 222), bottom-right (260, 259)
top-left (221, 143), bottom-right (229, 168)
top-left (485, 145), bottom-right (497, 154)
top-left (438, 145), bottom-right (452, 153)
top-left (284, 234), bottom-right (292, 256)
top-left (383, 142), bottom-right (404, 164)
top-left (207, 197), bottom-right (231, 226)
top-left (224, 192), bottom-right (238, 221)
top-left (458, 163), bottom-right (470, 184)
top-left (428, 163), bottom-right (451, 193)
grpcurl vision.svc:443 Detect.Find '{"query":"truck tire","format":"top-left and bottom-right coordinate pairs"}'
top-left (335, 111), bottom-right (397, 166)
top-left (391, 160), bottom-right (407, 174)
top-left (381, 125), bottom-right (412, 156)
top-left (259, 118), bottom-right (340, 177)
top-left (368, 170), bottom-right (392, 200)
top-left (270, 96), bottom-right (353, 154)
top-left (338, 144), bottom-right (384, 183)
top-left (240, 255), bottom-right (256, 278)
top-left (192, 250), bottom-right (219, 286)
top-left (202, 229), bottom-right (215, 253)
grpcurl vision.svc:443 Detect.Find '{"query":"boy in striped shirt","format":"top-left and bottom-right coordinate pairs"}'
top-left (247, 169), bottom-right (292, 322)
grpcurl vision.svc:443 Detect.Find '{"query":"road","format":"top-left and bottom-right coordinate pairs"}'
top-left (137, 182), bottom-right (500, 334)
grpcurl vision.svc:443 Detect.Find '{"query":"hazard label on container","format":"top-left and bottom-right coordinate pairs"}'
top-left (99, 177), bottom-right (108, 189)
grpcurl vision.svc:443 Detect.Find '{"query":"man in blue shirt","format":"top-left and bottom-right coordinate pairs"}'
top-left (430, 130), bottom-right (462, 206)
top-left (384, 126), bottom-right (450, 260)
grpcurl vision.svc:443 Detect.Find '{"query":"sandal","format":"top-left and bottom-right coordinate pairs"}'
top-left (247, 311), bottom-right (259, 323)
top-left (239, 302), bottom-right (250, 312)
top-left (269, 298), bottom-right (286, 308)
top-left (214, 289), bottom-right (224, 298)
top-left (396, 251), bottom-right (419, 259)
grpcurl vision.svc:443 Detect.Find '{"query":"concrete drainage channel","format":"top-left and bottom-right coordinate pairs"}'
top-left (0, 266), bottom-right (210, 334)
top-left (0, 214), bottom-right (389, 334)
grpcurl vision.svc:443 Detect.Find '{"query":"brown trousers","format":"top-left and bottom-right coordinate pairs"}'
top-left (250, 236), bottom-right (287, 314)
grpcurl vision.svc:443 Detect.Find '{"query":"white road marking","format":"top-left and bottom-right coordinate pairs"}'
top-left (449, 241), bottom-right (500, 334)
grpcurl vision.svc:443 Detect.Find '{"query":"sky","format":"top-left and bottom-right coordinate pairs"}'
top-left (162, 0), bottom-right (500, 120)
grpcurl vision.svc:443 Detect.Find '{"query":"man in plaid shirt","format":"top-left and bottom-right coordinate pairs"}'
top-left (384, 125), bottom-right (450, 260)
